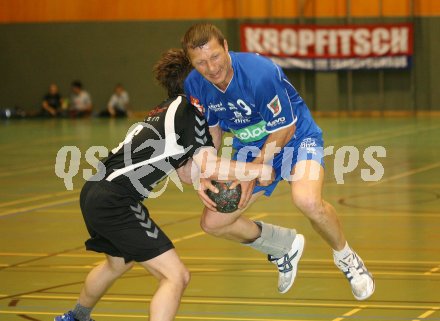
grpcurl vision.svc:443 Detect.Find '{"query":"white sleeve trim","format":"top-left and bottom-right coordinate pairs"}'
top-left (265, 116), bottom-right (297, 133)
top-left (208, 121), bottom-right (220, 128)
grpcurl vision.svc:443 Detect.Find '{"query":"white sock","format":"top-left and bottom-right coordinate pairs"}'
top-left (333, 242), bottom-right (352, 260)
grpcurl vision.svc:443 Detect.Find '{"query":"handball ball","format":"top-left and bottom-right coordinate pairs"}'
top-left (206, 181), bottom-right (242, 213)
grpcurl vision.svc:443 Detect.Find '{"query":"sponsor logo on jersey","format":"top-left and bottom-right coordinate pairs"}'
top-left (145, 116), bottom-right (160, 122)
top-left (207, 101), bottom-right (226, 112)
top-left (190, 96), bottom-right (205, 114)
top-left (267, 117), bottom-right (286, 127)
top-left (227, 102), bottom-right (238, 110)
top-left (267, 95), bottom-right (282, 116)
top-left (300, 137), bottom-right (318, 155)
top-left (300, 137), bottom-right (318, 148)
top-left (230, 120), bottom-right (268, 143)
top-left (230, 110), bottom-right (251, 124)
top-left (234, 118), bottom-right (251, 124)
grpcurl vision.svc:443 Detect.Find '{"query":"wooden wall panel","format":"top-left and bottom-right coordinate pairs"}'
top-left (270, 0), bottom-right (298, 18)
top-left (383, 0), bottom-right (412, 17)
top-left (304, 0), bottom-right (347, 18)
top-left (351, 0), bottom-right (380, 17)
top-left (415, 0), bottom-right (440, 16)
top-left (0, 0), bottom-right (439, 23)
top-left (0, 0), bottom-right (235, 22)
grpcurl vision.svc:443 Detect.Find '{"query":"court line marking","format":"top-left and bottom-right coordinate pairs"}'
top-left (424, 265), bottom-right (440, 275)
top-left (271, 212), bottom-right (440, 217)
top-left (26, 182), bottom-right (440, 209)
top-left (1, 264), bottom-right (438, 278)
top-left (0, 162), bottom-right (51, 175)
top-left (0, 264), bottom-right (222, 272)
top-left (0, 252), bottom-right (439, 266)
top-left (0, 245), bottom-right (84, 272)
top-left (0, 134), bottom-right (81, 150)
top-left (240, 269), bottom-right (440, 277)
top-left (182, 317), bottom-right (308, 321)
top-left (326, 123), bottom-right (416, 145)
top-left (0, 191), bottom-right (79, 208)
top-left (337, 124), bottom-right (440, 146)
top-left (2, 295), bottom-right (439, 311)
top-left (0, 165), bottom-right (55, 178)
top-left (0, 213), bottom-right (270, 271)
top-left (172, 231), bottom-right (206, 244)
top-left (328, 183), bottom-right (440, 188)
top-left (0, 197), bottom-right (78, 217)
top-left (331, 305), bottom-right (366, 321)
top-left (0, 252), bottom-right (97, 258)
top-left (35, 208), bottom-right (440, 218)
top-left (411, 307), bottom-right (440, 321)
top-left (369, 161), bottom-right (440, 186)
top-left (185, 257), bottom-right (440, 265)
top-left (0, 311), bottom-right (311, 321)
top-left (327, 123), bottom-right (440, 147)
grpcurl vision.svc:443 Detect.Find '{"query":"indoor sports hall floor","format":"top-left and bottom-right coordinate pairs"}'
top-left (1, 117), bottom-right (439, 321)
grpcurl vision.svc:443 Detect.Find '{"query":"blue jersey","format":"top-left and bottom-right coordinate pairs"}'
top-left (184, 51), bottom-right (321, 150)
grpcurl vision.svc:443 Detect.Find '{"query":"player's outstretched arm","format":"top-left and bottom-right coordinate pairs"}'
top-left (186, 146), bottom-right (273, 211)
top-left (192, 146), bottom-right (274, 183)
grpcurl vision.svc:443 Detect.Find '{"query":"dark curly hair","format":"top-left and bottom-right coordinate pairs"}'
top-left (153, 48), bottom-right (193, 98)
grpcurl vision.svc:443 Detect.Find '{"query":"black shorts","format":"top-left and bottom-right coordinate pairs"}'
top-left (80, 180), bottom-right (174, 263)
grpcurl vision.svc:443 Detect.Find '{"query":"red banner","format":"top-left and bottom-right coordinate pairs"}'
top-left (240, 23), bottom-right (413, 70)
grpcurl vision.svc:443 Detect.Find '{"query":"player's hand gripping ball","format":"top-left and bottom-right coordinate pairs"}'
top-left (206, 181), bottom-right (242, 213)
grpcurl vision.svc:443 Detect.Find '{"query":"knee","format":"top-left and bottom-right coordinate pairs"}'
top-left (200, 215), bottom-right (225, 237)
top-left (181, 267), bottom-right (191, 288)
top-left (171, 265), bottom-right (191, 290)
top-left (293, 194), bottom-right (324, 220)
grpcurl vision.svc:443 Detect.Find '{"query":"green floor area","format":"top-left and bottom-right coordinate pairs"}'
top-left (1, 117), bottom-right (439, 321)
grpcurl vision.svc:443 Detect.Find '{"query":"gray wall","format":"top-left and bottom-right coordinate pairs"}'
top-left (0, 18), bottom-right (438, 112)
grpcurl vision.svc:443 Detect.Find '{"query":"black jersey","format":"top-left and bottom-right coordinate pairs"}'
top-left (101, 95), bottom-right (213, 199)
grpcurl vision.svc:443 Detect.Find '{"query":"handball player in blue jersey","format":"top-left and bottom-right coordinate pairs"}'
top-left (183, 23), bottom-right (374, 300)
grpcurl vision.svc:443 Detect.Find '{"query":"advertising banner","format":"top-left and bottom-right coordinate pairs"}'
top-left (240, 23), bottom-right (413, 70)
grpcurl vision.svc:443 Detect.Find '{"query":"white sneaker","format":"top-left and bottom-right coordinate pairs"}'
top-left (334, 251), bottom-right (375, 300)
top-left (268, 234), bottom-right (305, 294)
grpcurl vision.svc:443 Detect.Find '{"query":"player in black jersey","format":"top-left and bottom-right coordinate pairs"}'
top-left (54, 49), bottom-right (273, 321)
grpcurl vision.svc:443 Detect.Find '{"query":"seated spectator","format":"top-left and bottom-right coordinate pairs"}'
top-left (69, 80), bottom-right (92, 118)
top-left (41, 83), bottom-right (63, 117)
top-left (99, 84), bottom-right (130, 118)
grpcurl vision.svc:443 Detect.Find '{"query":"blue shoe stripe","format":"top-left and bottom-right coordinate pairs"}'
top-left (274, 250), bottom-right (298, 273)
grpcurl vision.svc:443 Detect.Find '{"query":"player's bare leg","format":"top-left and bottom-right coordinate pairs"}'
top-left (139, 249), bottom-right (190, 321)
top-left (79, 255), bottom-right (134, 308)
top-left (54, 255), bottom-right (134, 321)
top-left (290, 159), bottom-right (375, 300)
top-left (290, 160), bottom-right (345, 250)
